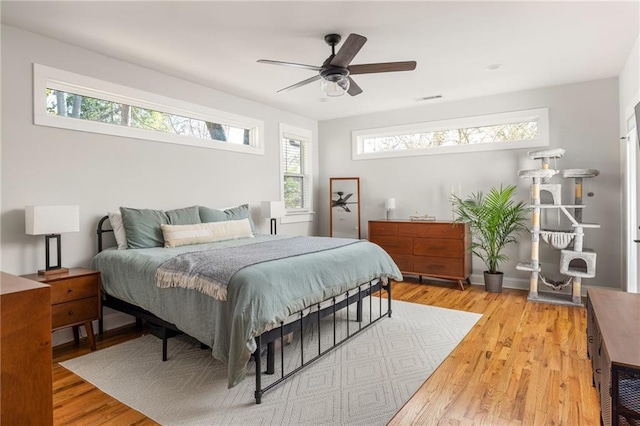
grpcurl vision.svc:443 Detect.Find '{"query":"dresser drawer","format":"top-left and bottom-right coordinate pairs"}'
top-left (412, 223), bottom-right (466, 239)
top-left (52, 297), bottom-right (98, 329)
top-left (390, 254), bottom-right (414, 272)
top-left (414, 238), bottom-right (464, 258)
top-left (369, 221), bottom-right (398, 236)
top-left (50, 274), bottom-right (99, 304)
top-left (370, 236), bottom-right (413, 255)
top-left (413, 257), bottom-right (464, 278)
top-left (397, 223), bottom-right (426, 237)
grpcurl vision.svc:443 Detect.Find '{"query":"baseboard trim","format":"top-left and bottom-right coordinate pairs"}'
top-left (469, 273), bottom-right (529, 291)
top-left (469, 273), bottom-right (616, 297)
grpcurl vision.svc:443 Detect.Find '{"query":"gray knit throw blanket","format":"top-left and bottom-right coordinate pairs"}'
top-left (156, 236), bottom-right (361, 301)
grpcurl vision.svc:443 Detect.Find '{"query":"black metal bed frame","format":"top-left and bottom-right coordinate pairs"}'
top-left (95, 215), bottom-right (392, 404)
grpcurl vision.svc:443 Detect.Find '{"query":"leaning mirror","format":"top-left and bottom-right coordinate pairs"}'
top-left (330, 177), bottom-right (361, 239)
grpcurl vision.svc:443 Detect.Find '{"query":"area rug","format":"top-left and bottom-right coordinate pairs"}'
top-left (61, 299), bottom-right (481, 425)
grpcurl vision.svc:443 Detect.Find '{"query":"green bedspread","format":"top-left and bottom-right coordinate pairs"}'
top-left (90, 235), bottom-right (402, 387)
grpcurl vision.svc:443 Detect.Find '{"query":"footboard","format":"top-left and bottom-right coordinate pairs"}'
top-left (253, 278), bottom-right (392, 404)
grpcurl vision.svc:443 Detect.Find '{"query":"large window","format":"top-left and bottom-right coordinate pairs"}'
top-left (34, 64), bottom-right (264, 154)
top-left (352, 108), bottom-right (549, 160)
top-left (280, 124), bottom-right (313, 215)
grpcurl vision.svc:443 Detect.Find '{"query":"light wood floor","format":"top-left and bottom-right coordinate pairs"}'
top-left (52, 278), bottom-right (600, 425)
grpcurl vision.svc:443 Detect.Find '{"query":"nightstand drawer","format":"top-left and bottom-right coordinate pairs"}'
top-left (52, 297), bottom-right (98, 329)
top-left (50, 274), bottom-right (99, 304)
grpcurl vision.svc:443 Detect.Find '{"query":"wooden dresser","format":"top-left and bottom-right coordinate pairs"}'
top-left (0, 272), bottom-right (53, 425)
top-left (368, 220), bottom-right (471, 290)
top-left (587, 288), bottom-right (640, 426)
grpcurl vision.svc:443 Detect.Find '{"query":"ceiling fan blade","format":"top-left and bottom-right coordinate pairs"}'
top-left (257, 59), bottom-right (322, 72)
top-left (347, 77), bottom-right (363, 96)
top-left (349, 61), bottom-right (417, 75)
top-left (277, 75), bottom-right (322, 93)
top-left (330, 33), bottom-right (367, 68)
top-left (342, 193), bottom-right (353, 202)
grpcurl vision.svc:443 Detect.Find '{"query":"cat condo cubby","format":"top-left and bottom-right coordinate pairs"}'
top-left (517, 148), bottom-right (600, 306)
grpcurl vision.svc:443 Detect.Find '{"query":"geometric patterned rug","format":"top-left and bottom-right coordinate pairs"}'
top-left (60, 299), bottom-right (481, 425)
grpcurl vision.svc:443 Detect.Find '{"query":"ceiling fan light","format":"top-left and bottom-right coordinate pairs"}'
top-left (321, 74), bottom-right (350, 97)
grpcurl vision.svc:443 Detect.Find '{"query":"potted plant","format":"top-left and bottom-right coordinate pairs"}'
top-left (451, 184), bottom-right (529, 292)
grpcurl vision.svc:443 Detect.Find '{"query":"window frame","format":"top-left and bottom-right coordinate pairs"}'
top-left (33, 64), bottom-right (265, 155)
top-left (352, 108), bottom-right (549, 160)
top-left (279, 123), bottom-right (314, 223)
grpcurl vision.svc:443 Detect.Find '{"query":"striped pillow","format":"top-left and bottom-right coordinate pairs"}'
top-left (160, 218), bottom-right (254, 248)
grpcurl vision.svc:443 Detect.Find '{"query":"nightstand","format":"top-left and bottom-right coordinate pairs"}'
top-left (22, 268), bottom-right (101, 350)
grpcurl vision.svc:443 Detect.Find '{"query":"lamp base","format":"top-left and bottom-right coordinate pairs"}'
top-left (38, 267), bottom-right (69, 277)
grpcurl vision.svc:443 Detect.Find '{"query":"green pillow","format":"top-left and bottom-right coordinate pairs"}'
top-left (166, 206), bottom-right (201, 225)
top-left (225, 204), bottom-right (256, 234)
top-left (200, 204), bottom-right (256, 234)
top-left (120, 207), bottom-right (168, 249)
top-left (199, 206), bottom-right (228, 223)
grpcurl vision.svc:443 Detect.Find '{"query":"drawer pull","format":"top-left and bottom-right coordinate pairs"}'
top-left (68, 310), bottom-right (74, 316)
top-left (67, 288), bottom-right (73, 293)
top-left (588, 336), bottom-right (593, 343)
top-left (595, 368), bottom-right (601, 374)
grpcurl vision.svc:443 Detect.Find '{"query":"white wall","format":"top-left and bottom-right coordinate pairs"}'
top-left (319, 79), bottom-right (622, 290)
top-left (1, 25), bottom-right (319, 277)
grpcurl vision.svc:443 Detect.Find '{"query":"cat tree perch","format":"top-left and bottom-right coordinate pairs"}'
top-left (517, 148), bottom-right (599, 306)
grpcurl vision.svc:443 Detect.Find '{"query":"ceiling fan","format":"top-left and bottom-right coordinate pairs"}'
top-left (257, 33), bottom-right (417, 97)
top-left (332, 192), bottom-right (356, 212)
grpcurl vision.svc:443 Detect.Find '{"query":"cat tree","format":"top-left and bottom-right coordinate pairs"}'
top-left (517, 148), bottom-right (599, 306)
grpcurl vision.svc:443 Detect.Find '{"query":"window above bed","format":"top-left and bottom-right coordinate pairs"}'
top-left (352, 108), bottom-right (549, 160)
top-left (33, 64), bottom-right (265, 155)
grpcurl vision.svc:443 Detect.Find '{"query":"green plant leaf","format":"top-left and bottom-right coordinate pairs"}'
top-left (451, 184), bottom-right (529, 273)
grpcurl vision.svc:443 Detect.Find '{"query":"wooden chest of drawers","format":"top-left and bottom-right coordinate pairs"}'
top-left (368, 220), bottom-right (471, 290)
top-left (1, 272), bottom-right (53, 425)
top-left (23, 268), bottom-right (101, 350)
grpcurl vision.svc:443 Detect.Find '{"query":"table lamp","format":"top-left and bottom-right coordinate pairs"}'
top-left (385, 198), bottom-right (396, 220)
top-left (25, 205), bottom-right (79, 276)
top-left (261, 201), bottom-right (286, 235)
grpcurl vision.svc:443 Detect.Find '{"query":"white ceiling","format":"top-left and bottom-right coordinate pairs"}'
top-left (2, 1), bottom-right (639, 121)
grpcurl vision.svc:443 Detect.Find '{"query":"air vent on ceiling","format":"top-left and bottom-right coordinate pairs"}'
top-left (417, 95), bottom-right (443, 101)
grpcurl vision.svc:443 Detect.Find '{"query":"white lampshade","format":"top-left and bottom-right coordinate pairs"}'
top-left (261, 201), bottom-right (287, 219)
top-left (25, 205), bottom-right (80, 235)
top-left (384, 198), bottom-right (396, 210)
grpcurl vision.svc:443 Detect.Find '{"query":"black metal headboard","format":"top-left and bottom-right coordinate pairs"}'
top-left (97, 215), bottom-right (113, 252)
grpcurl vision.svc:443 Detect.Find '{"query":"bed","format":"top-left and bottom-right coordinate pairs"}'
top-left (91, 208), bottom-right (402, 403)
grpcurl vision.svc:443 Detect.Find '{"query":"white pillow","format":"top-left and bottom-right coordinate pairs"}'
top-left (108, 211), bottom-right (128, 250)
top-left (161, 218), bottom-right (254, 248)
